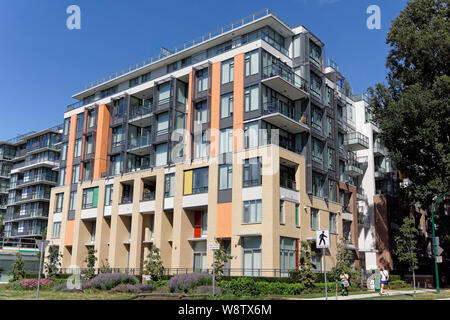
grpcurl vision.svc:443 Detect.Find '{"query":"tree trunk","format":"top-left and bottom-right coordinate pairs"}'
top-left (412, 265), bottom-right (416, 297)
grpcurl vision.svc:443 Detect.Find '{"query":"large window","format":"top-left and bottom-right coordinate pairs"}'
top-left (193, 132), bottom-right (208, 159)
top-left (220, 93), bottom-right (233, 118)
top-left (327, 147), bottom-right (334, 171)
top-left (88, 110), bottom-right (95, 128)
top-left (194, 101), bottom-right (208, 125)
top-left (329, 213), bottom-right (337, 233)
top-left (221, 58), bottom-right (234, 84)
top-left (74, 138), bottom-right (82, 158)
top-left (85, 136), bottom-right (93, 155)
top-left (105, 184), bottom-right (113, 206)
top-left (244, 85), bottom-right (259, 112)
top-left (184, 167), bottom-right (209, 195)
top-left (328, 180), bottom-right (336, 202)
top-left (243, 237), bottom-right (261, 276)
top-left (310, 208), bottom-right (319, 230)
top-left (71, 164), bottom-right (80, 184)
top-left (164, 173), bottom-right (175, 197)
top-left (243, 157), bottom-right (261, 187)
top-left (110, 154), bottom-right (122, 175)
top-left (311, 105), bottom-right (323, 130)
top-left (219, 164), bottom-right (232, 190)
top-left (111, 126), bottom-right (123, 147)
top-left (243, 199), bottom-right (262, 223)
top-left (220, 128), bottom-right (233, 154)
top-left (339, 160), bottom-right (345, 181)
top-left (52, 222), bottom-right (61, 238)
top-left (157, 112), bottom-right (169, 135)
top-left (76, 113), bottom-right (84, 132)
top-left (158, 82), bottom-right (171, 104)
top-left (310, 72), bottom-right (322, 97)
top-left (312, 138), bottom-right (324, 164)
top-left (61, 143), bottom-right (68, 161)
top-left (57, 168), bottom-right (66, 186)
top-left (55, 193), bottom-right (64, 213)
top-left (244, 121), bottom-right (259, 149)
top-left (326, 116), bottom-right (333, 139)
top-left (192, 240), bottom-right (207, 272)
top-left (82, 187), bottom-right (99, 209)
top-left (245, 50), bottom-right (259, 76)
top-left (197, 68), bottom-right (209, 92)
top-left (63, 118), bottom-right (70, 136)
top-left (69, 191), bottom-right (77, 211)
top-left (155, 143), bottom-right (168, 166)
top-left (309, 40), bottom-right (322, 66)
top-left (312, 173), bottom-right (324, 197)
top-left (280, 237), bottom-right (297, 275)
top-left (293, 34), bottom-right (301, 58)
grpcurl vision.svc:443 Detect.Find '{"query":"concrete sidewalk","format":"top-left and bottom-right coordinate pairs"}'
top-left (307, 289), bottom-right (435, 300)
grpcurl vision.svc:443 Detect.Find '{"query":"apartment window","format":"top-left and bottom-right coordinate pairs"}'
top-left (326, 86), bottom-right (333, 107)
top-left (69, 191), bottom-right (77, 211)
top-left (280, 201), bottom-right (284, 224)
top-left (111, 126), bottom-right (123, 147)
top-left (242, 237), bottom-right (261, 276)
top-left (329, 213), bottom-right (337, 234)
top-left (245, 50), bottom-right (259, 76)
top-left (220, 93), bottom-right (234, 118)
top-left (192, 240), bottom-right (207, 272)
top-left (63, 118), bottom-right (70, 136)
top-left (129, 76), bottom-right (140, 88)
top-left (158, 82), bottom-right (171, 104)
top-left (83, 162), bottom-right (91, 181)
top-left (310, 72), bottom-right (322, 97)
top-left (61, 143), bottom-right (68, 161)
top-left (311, 138), bottom-right (324, 164)
top-left (244, 121), bottom-right (259, 149)
top-left (85, 136), bottom-right (93, 155)
top-left (328, 180), bottom-right (336, 202)
top-left (243, 199), bottom-right (262, 223)
top-left (295, 204), bottom-right (300, 227)
top-left (76, 113), bottom-right (84, 132)
top-left (327, 148), bottom-right (334, 171)
top-left (175, 111), bottom-right (186, 131)
top-left (57, 168), bottom-right (66, 186)
top-left (339, 160), bottom-right (345, 182)
top-left (244, 85), bottom-right (259, 112)
top-left (309, 40), bottom-right (322, 66)
top-left (74, 138), bottom-right (82, 158)
top-left (221, 58), bottom-right (234, 84)
top-left (177, 81), bottom-right (188, 105)
top-left (52, 222), bottom-right (61, 239)
top-left (218, 164), bottom-right (232, 190)
top-left (155, 143), bottom-right (168, 166)
top-left (243, 157), bottom-right (261, 187)
top-left (312, 173), bottom-right (324, 197)
top-left (157, 112), bottom-right (169, 135)
top-left (311, 208), bottom-right (319, 230)
top-left (194, 211), bottom-right (208, 238)
top-left (220, 128), bottom-right (233, 154)
top-left (193, 132), bottom-right (208, 159)
top-left (338, 133), bottom-right (344, 151)
top-left (327, 116), bottom-right (333, 138)
top-left (110, 154), bottom-right (122, 175)
top-left (311, 106), bottom-right (323, 130)
top-left (280, 237), bottom-right (296, 274)
top-left (194, 101), bottom-right (208, 125)
top-left (82, 187), bottom-right (99, 209)
top-left (71, 164), bottom-right (80, 184)
top-left (88, 110), bottom-right (95, 128)
top-left (184, 167), bottom-right (209, 195)
top-left (55, 193), bottom-right (64, 213)
top-left (164, 173), bottom-right (175, 197)
top-left (105, 184), bottom-right (113, 206)
top-left (197, 68), bottom-right (209, 92)
top-left (293, 34), bottom-right (301, 58)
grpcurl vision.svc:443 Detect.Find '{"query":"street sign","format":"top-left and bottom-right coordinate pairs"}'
top-left (316, 230), bottom-right (330, 249)
top-left (437, 256), bottom-right (443, 263)
top-left (209, 244), bottom-right (220, 251)
top-left (436, 246), bottom-right (444, 256)
top-left (35, 240), bottom-right (50, 252)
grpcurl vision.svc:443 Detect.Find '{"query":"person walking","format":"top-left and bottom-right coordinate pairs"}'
top-left (339, 270), bottom-right (350, 296)
top-left (379, 266), bottom-right (390, 296)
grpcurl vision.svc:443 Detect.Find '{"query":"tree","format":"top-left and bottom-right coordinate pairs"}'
top-left (99, 259), bottom-right (111, 274)
top-left (0, 214), bottom-right (4, 238)
top-left (296, 240), bottom-right (315, 288)
top-left (143, 245), bottom-right (164, 281)
top-left (44, 246), bottom-right (62, 279)
top-left (41, 227), bottom-right (47, 240)
top-left (368, 0), bottom-right (450, 210)
top-left (8, 252), bottom-right (25, 281)
top-left (212, 245), bottom-right (234, 281)
top-left (343, 80), bottom-right (352, 96)
top-left (331, 237), bottom-right (357, 281)
top-left (395, 217), bottom-right (419, 296)
top-left (82, 248), bottom-right (97, 280)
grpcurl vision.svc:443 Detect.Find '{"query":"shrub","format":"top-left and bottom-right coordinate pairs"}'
top-left (389, 280), bottom-right (410, 289)
top-left (20, 278), bottom-right (53, 289)
top-left (52, 273), bottom-right (72, 280)
top-left (24, 273), bottom-right (45, 279)
top-left (168, 273), bottom-right (212, 293)
top-left (136, 284), bottom-right (155, 293)
top-left (111, 283), bottom-right (141, 293)
top-left (91, 273), bottom-right (139, 290)
top-left (6, 280), bottom-right (23, 290)
top-left (218, 277), bottom-right (261, 297)
top-left (147, 279), bottom-right (169, 287)
top-left (82, 280), bottom-right (94, 290)
top-left (389, 274), bottom-right (401, 281)
top-left (195, 285), bottom-right (222, 295)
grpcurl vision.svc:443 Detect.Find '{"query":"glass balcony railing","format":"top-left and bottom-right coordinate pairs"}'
top-left (142, 191), bottom-right (156, 201)
top-left (345, 132), bottom-right (369, 150)
top-left (5, 209), bottom-right (48, 222)
top-left (374, 167), bottom-right (386, 179)
top-left (12, 157), bottom-right (58, 170)
top-left (14, 191), bottom-right (51, 203)
top-left (280, 179), bottom-right (297, 190)
top-left (129, 103), bottom-right (154, 121)
top-left (262, 101), bottom-right (298, 121)
top-left (373, 142), bottom-right (386, 156)
top-left (262, 65), bottom-right (308, 93)
top-left (121, 195), bottom-right (133, 204)
top-left (127, 135), bottom-right (151, 150)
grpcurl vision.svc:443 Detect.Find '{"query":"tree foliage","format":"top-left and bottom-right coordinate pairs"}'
top-left (143, 244), bottom-right (164, 281)
top-left (44, 246), bottom-right (62, 279)
top-left (368, 0), bottom-right (450, 209)
top-left (83, 248), bottom-right (97, 280)
top-left (212, 245), bottom-right (234, 281)
top-left (331, 237), bottom-right (357, 281)
top-left (395, 217), bottom-right (419, 294)
top-left (8, 252), bottom-right (25, 281)
top-left (296, 240), bottom-right (315, 288)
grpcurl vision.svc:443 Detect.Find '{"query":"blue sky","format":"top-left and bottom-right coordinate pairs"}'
top-left (0, 0), bottom-right (407, 140)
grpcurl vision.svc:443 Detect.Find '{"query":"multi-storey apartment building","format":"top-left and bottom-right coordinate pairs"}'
top-left (2, 126), bottom-right (62, 241)
top-left (47, 9), bottom-right (372, 275)
top-left (0, 142), bottom-right (16, 232)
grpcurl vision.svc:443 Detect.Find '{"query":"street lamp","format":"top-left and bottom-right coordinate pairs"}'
top-left (431, 190), bottom-right (450, 294)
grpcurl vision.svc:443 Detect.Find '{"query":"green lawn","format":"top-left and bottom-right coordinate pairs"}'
top-left (359, 289), bottom-right (450, 300)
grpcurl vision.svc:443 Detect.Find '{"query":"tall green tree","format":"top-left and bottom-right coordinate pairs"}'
top-left (297, 240), bottom-right (315, 288)
top-left (395, 217), bottom-right (419, 296)
top-left (83, 248), bottom-right (97, 280)
top-left (368, 0), bottom-right (450, 209)
top-left (44, 246), bottom-right (62, 279)
top-left (143, 244), bottom-right (164, 281)
top-left (331, 237), bottom-right (357, 281)
top-left (212, 245), bottom-right (234, 281)
top-left (8, 252), bottom-right (25, 281)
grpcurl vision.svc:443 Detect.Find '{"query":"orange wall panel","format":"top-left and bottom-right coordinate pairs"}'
top-left (210, 62), bottom-right (221, 156)
top-left (65, 114), bottom-right (78, 185)
top-left (233, 54), bottom-right (244, 151)
top-left (216, 202), bottom-right (232, 238)
top-left (93, 104), bottom-right (110, 179)
top-left (65, 220), bottom-right (75, 246)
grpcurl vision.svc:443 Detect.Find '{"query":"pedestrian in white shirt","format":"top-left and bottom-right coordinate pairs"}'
top-left (379, 266), bottom-right (390, 296)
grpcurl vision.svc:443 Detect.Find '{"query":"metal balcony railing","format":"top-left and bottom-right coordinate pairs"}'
top-left (262, 65), bottom-right (308, 93)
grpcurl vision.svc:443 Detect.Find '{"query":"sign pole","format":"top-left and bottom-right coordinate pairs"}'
top-left (323, 247), bottom-right (327, 300)
top-left (36, 242), bottom-right (44, 300)
top-left (212, 252), bottom-right (215, 298)
top-left (431, 191), bottom-right (449, 294)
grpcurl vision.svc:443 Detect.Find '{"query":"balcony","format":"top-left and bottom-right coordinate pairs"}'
top-left (6, 227), bottom-right (43, 238)
top-left (261, 101), bottom-right (309, 134)
top-left (127, 135), bottom-right (151, 156)
top-left (4, 209), bottom-right (48, 222)
top-left (374, 167), bottom-right (386, 179)
top-left (324, 58), bottom-right (344, 81)
top-left (262, 65), bottom-right (309, 101)
top-left (280, 179), bottom-right (296, 190)
top-left (11, 158), bottom-right (58, 173)
top-left (11, 175), bottom-right (57, 189)
top-left (14, 191), bottom-right (51, 204)
top-left (345, 132), bottom-right (369, 151)
top-left (373, 142), bottom-right (386, 157)
top-left (345, 162), bottom-right (363, 177)
top-left (128, 103), bottom-right (154, 127)
top-left (358, 212), bottom-right (370, 227)
top-left (356, 188), bottom-right (367, 201)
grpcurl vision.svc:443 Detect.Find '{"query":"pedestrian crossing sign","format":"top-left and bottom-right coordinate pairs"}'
top-left (316, 230), bottom-right (330, 248)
